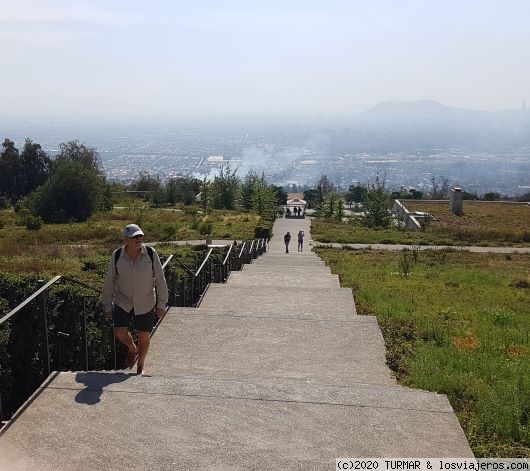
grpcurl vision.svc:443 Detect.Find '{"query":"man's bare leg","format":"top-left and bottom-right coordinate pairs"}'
top-left (136, 330), bottom-right (150, 375)
top-left (114, 327), bottom-right (137, 367)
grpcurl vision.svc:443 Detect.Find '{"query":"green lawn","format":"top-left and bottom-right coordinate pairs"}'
top-left (315, 247), bottom-right (530, 457)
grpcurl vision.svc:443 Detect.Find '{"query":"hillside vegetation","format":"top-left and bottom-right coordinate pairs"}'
top-left (0, 206), bottom-right (263, 278)
top-left (312, 201), bottom-right (530, 246)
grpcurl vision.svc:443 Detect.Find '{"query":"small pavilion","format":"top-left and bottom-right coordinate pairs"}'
top-left (285, 196), bottom-right (306, 218)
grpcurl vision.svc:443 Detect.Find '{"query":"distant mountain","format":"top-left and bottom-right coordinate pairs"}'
top-left (362, 100), bottom-right (468, 120)
top-left (348, 100), bottom-right (530, 151)
top-left (359, 100), bottom-right (526, 127)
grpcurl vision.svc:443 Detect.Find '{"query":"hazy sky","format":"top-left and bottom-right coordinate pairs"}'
top-left (1, 0), bottom-right (529, 121)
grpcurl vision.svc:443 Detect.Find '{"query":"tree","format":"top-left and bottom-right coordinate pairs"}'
top-left (483, 192), bottom-right (501, 201)
top-left (303, 188), bottom-right (320, 209)
top-left (29, 141), bottom-right (111, 222)
top-left (20, 139), bottom-right (51, 196)
top-left (429, 176), bottom-right (449, 199)
top-left (30, 160), bottom-right (102, 222)
top-left (317, 174), bottom-right (334, 203)
top-left (361, 180), bottom-right (392, 228)
top-left (409, 189), bottom-right (423, 200)
top-left (251, 180), bottom-right (277, 215)
top-left (335, 197), bottom-right (345, 221)
top-left (271, 185), bottom-right (288, 205)
top-left (132, 171), bottom-right (159, 193)
top-left (54, 140), bottom-right (103, 175)
top-left (463, 191), bottom-right (479, 200)
top-left (345, 184), bottom-right (366, 207)
top-left (0, 139), bottom-right (22, 203)
top-left (240, 170), bottom-right (260, 210)
top-left (210, 164), bottom-right (240, 210)
top-left (150, 176), bottom-right (165, 207)
top-left (166, 178), bottom-right (179, 205)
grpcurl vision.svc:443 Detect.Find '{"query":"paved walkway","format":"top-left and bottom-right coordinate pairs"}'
top-left (312, 241), bottom-right (530, 254)
top-left (0, 219), bottom-right (473, 470)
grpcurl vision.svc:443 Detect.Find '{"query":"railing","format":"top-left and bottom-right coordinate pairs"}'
top-left (0, 238), bottom-right (267, 424)
top-left (165, 238), bottom-right (267, 307)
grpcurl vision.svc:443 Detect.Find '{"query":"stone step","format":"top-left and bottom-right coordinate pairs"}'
top-left (227, 271), bottom-right (341, 288)
top-left (48, 371), bottom-right (452, 412)
top-left (241, 264), bottom-right (331, 274)
top-left (172, 306), bottom-right (361, 321)
top-left (200, 285), bottom-right (357, 314)
top-left (0, 372), bottom-right (472, 470)
top-left (253, 256), bottom-right (325, 266)
top-left (149, 310), bottom-right (395, 386)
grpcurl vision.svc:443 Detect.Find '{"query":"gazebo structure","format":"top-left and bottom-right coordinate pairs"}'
top-left (284, 196), bottom-right (306, 218)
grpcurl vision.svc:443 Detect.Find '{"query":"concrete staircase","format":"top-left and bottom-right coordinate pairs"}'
top-left (0, 218), bottom-right (473, 470)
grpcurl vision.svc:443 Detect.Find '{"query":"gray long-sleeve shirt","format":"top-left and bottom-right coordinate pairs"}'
top-left (102, 244), bottom-right (168, 315)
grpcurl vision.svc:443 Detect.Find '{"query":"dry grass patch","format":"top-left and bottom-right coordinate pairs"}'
top-left (406, 201), bottom-right (530, 232)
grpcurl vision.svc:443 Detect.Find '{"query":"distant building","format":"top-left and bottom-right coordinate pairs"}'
top-left (285, 196), bottom-right (307, 218)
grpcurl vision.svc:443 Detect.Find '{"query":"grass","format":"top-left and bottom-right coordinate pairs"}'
top-left (0, 207), bottom-right (262, 278)
top-left (311, 202), bottom-right (530, 246)
top-left (315, 246), bottom-right (530, 457)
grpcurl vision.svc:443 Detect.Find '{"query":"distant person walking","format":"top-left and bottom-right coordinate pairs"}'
top-left (297, 230), bottom-right (305, 252)
top-left (284, 232), bottom-right (291, 253)
top-left (102, 224), bottom-right (168, 376)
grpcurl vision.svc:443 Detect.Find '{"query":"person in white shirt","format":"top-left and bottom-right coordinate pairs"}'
top-left (102, 224), bottom-right (168, 376)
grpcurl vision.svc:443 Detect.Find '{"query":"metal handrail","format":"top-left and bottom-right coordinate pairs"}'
top-left (161, 254), bottom-right (173, 270)
top-left (61, 276), bottom-right (101, 294)
top-left (0, 276), bottom-right (61, 326)
top-left (195, 248), bottom-right (213, 277)
top-left (222, 242), bottom-right (234, 265)
top-left (171, 256), bottom-right (194, 276)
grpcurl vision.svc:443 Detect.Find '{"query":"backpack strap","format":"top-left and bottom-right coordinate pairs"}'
top-left (114, 246), bottom-right (155, 276)
top-left (114, 247), bottom-right (122, 269)
top-left (145, 245), bottom-right (154, 265)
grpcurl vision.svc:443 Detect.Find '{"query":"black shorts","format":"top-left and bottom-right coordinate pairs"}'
top-left (113, 305), bottom-right (155, 332)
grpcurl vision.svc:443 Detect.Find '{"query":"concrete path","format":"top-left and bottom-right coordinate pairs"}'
top-left (313, 241), bottom-right (530, 253)
top-left (0, 218), bottom-right (473, 470)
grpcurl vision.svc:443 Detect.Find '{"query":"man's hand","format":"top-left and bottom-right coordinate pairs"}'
top-left (156, 307), bottom-right (166, 319)
top-left (105, 311), bottom-right (113, 322)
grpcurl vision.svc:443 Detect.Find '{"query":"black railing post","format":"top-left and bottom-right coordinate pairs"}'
top-left (37, 280), bottom-right (51, 378)
top-left (81, 298), bottom-right (89, 371)
top-left (110, 323), bottom-right (117, 370)
top-left (190, 275), bottom-right (194, 306)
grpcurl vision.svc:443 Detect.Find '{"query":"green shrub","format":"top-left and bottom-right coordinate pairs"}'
top-left (199, 222), bottom-right (212, 236)
top-left (509, 279), bottom-right (529, 289)
top-left (163, 224), bottom-right (177, 240)
top-left (24, 214), bottom-right (43, 231)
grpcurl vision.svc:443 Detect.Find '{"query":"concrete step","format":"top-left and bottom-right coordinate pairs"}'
top-left (200, 285), bottom-right (357, 314)
top-left (172, 306), bottom-right (362, 321)
top-left (242, 264), bottom-right (331, 275)
top-left (49, 371), bottom-right (452, 411)
top-left (148, 310), bottom-right (395, 386)
top-left (0, 372), bottom-right (472, 470)
top-left (253, 256), bottom-right (325, 267)
top-left (227, 271), bottom-right (341, 288)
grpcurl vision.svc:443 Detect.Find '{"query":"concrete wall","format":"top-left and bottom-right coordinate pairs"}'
top-left (393, 200), bottom-right (422, 230)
